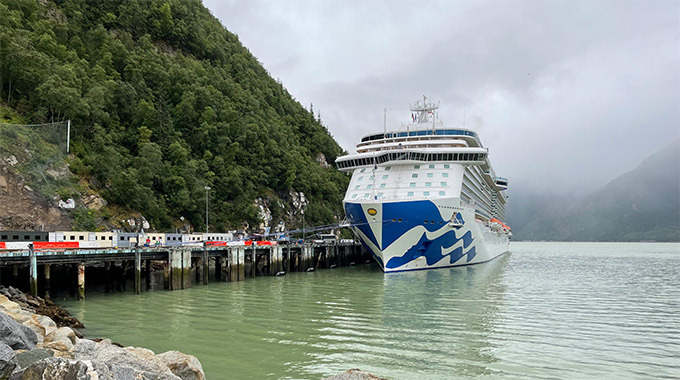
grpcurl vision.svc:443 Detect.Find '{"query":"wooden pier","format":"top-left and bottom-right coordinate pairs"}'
top-left (0, 241), bottom-right (369, 299)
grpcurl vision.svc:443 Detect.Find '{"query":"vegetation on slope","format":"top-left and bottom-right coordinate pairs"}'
top-left (0, 0), bottom-right (349, 232)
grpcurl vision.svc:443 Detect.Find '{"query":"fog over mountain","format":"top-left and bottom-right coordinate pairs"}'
top-left (507, 140), bottom-right (680, 241)
top-left (205, 0), bottom-right (679, 197)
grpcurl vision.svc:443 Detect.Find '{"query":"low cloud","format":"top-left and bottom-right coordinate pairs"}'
top-left (206, 0), bottom-right (679, 194)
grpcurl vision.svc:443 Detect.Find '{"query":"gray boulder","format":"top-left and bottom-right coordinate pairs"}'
top-left (156, 351), bottom-right (205, 380)
top-left (14, 348), bottom-right (53, 370)
top-left (19, 357), bottom-right (114, 380)
top-left (74, 339), bottom-right (180, 380)
top-left (42, 327), bottom-right (77, 357)
top-left (0, 312), bottom-right (37, 350)
top-left (0, 341), bottom-right (17, 379)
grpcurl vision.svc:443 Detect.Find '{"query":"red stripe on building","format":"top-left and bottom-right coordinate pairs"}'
top-left (33, 242), bottom-right (80, 249)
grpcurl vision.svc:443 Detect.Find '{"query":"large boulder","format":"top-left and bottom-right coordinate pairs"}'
top-left (74, 339), bottom-right (180, 380)
top-left (44, 327), bottom-right (76, 346)
top-left (18, 357), bottom-right (114, 380)
top-left (156, 351), bottom-right (206, 380)
top-left (0, 312), bottom-right (37, 350)
top-left (2, 310), bottom-right (30, 324)
top-left (35, 315), bottom-right (58, 337)
top-left (0, 296), bottom-right (21, 313)
top-left (20, 314), bottom-right (58, 343)
top-left (41, 327), bottom-right (77, 358)
top-left (14, 348), bottom-right (53, 370)
top-left (0, 341), bottom-right (17, 379)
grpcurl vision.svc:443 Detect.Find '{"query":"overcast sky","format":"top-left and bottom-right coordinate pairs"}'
top-left (204, 0), bottom-right (679, 195)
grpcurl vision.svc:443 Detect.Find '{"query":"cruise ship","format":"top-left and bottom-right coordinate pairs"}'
top-left (335, 97), bottom-right (510, 273)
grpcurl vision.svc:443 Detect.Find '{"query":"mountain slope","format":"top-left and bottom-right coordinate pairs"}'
top-left (0, 0), bottom-right (348, 232)
top-left (515, 140), bottom-right (680, 241)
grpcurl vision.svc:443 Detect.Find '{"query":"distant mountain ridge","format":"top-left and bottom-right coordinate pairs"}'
top-left (510, 140), bottom-right (680, 241)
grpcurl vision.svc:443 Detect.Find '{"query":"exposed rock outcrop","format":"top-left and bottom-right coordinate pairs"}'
top-left (0, 161), bottom-right (71, 231)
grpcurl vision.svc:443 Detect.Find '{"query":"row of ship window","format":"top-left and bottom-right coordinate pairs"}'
top-left (354, 182), bottom-right (448, 190)
top-left (358, 173), bottom-right (449, 181)
top-left (351, 191), bottom-right (447, 199)
top-left (359, 164), bottom-right (451, 172)
top-left (360, 129), bottom-right (477, 142)
top-left (338, 152), bottom-right (486, 169)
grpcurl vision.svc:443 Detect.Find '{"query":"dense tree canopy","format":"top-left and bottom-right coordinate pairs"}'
top-left (0, 0), bottom-right (349, 232)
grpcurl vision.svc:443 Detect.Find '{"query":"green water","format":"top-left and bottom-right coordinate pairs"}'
top-left (61, 242), bottom-right (680, 379)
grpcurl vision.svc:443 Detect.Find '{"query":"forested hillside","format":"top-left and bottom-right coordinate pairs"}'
top-left (0, 0), bottom-right (349, 232)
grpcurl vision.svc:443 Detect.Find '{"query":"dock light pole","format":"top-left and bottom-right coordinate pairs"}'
top-left (205, 186), bottom-right (211, 234)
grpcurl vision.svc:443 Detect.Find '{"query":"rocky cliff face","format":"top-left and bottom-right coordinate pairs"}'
top-left (0, 157), bottom-right (71, 231)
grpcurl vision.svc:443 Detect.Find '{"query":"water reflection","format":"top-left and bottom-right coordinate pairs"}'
top-left (302, 255), bottom-right (510, 379)
top-left (378, 255), bottom-right (510, 378)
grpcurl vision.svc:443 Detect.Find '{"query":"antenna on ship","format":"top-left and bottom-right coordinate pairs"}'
top-left (409, 95), bottom-right (439, 126)
top-left (384, 108), bottom-right (387, 134)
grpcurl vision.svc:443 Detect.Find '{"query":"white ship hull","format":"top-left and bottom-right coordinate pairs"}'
top-left (344, 197), bottom-right (509, 273)
top-left (336, 97), bottom-right (510, 273)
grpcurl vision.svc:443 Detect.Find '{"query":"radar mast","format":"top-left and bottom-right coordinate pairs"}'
top-left (409, 95), bottom-right (439, 124)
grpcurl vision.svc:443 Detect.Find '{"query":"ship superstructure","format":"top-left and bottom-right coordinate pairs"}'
top-left (336, 97), bottom-right (510, 272)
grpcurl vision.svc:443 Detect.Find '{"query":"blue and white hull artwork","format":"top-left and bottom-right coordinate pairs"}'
top-left (336, 97), bottom-right (511, 273)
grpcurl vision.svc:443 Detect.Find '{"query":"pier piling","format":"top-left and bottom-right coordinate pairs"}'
top-left (145, 260), bottom-right (151, 290)
top-left (237, 247), bottom-right (245, 281)
top-left (135, 246), bottom-right (141, 295)
top-left (77, 263), bottom-right (85, 300)
top-left (250, 249), bottom-right (256, 278)
top-left (28, 244), bottom-right (37, 297)
top-left (12, 264), bottom-right (18, 286)
top-left (170, 248), bottom-right (192, 290)
top-left (105, 262), bottom-right (112, 292)
top-left (43, 263), bottom-right (51, 299)
top-left (202, 247), bottom-right (208, 285)
top-left (220, 256), bottom-right (228, 281)
top-left (273, 246), bottom-right (282, 274)
top-left (215, 256), bottom-right (222, 281)
top-left (163, 260), bottom-right (169, 290)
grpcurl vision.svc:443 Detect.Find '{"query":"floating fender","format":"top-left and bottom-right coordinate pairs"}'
top-left (329, 264), bottom-right (337, 269)
top-left (306, 267), bottom-right (315, 272)
top-left (275, 271), bottom-right (286, 276)
top-left (349, 262), bottom-right (356, 266)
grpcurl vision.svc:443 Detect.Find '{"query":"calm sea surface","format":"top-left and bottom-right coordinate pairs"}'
top-left (60, 242), bottom-right (680, 380)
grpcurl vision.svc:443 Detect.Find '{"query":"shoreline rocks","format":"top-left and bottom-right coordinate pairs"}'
top-left (0, 286), bottom-right (84, 329)
top-left (0, 287), bottom-right (205, 380)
